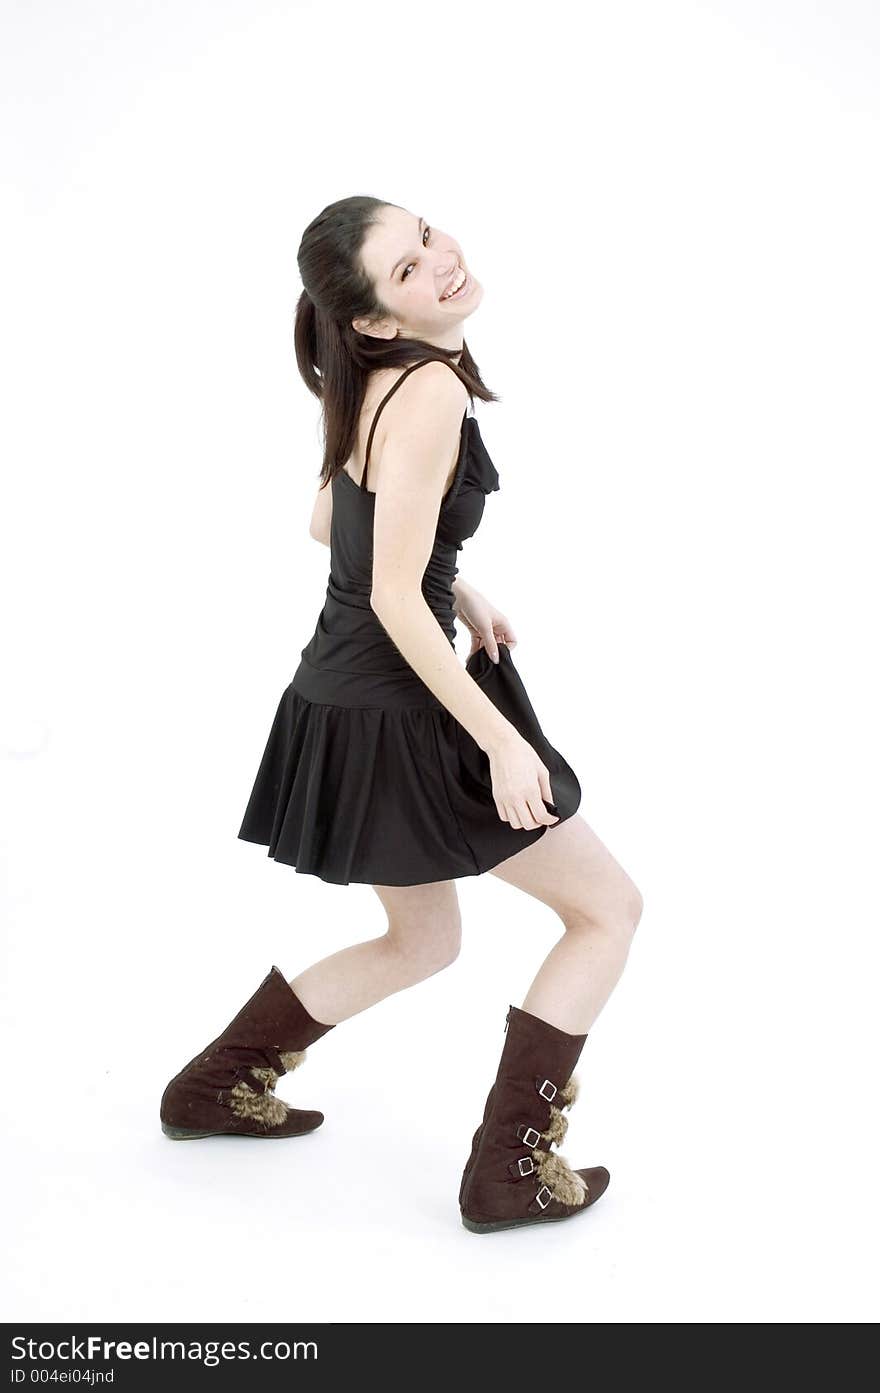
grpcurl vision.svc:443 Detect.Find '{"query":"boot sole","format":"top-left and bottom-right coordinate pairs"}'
top-left (461, 1204), bottom-right (595, 1234)
top-left (161, 1122), bottom-right (319, 1140)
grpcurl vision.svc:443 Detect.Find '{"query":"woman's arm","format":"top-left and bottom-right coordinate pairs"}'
top-left (309, 478), bottom-right (332, 546)
top-left (368, 364), bottom-right (520, 758)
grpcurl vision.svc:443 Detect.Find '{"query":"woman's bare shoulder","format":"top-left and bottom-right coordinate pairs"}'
top-left (371, 359), bottom-right (468, 436)
top-left (366, 361), bottom-right (468, 495)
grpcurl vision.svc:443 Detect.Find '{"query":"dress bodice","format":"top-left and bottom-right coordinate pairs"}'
top-left (293, 411), bottom-right (500, 710)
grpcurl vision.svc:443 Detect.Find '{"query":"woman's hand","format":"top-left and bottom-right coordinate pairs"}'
top-left (452, 578), bottom-right (518, 663)
top-left (486, 730), bottom-right (560, 831)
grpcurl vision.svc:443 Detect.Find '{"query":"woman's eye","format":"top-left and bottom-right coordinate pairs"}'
top-left (401, 226), bottom-right (431, 281)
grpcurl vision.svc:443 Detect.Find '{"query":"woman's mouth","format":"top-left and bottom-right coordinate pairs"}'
top-left (440, 265), bottom-right (471, 302)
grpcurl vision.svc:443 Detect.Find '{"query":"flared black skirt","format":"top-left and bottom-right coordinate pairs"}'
top-left (237, 643), bottom-right (581, 886)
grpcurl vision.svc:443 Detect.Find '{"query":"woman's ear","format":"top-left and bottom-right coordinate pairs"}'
top-left (352, 315), bottom-right (398, 340)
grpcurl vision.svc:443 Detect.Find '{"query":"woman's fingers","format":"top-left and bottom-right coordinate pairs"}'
top-left (500, 795), bottom-right (558, 831)
top-left (470, 618), bottom-right (516, 661)
top-left (537, 766), bottom-right (555, 806)
top-left (525, 795), bottom-right (559, 827)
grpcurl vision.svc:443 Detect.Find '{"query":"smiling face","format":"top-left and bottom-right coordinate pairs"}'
top-left (353, 204), bottom-right (483, 349)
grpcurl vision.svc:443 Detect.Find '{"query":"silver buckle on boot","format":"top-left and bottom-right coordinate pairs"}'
top-left (516, 1124), bottom-right (542, 1148)
top-left (538, 1078), bottom-right (557, 1102)
top-left (517, 1156), bottom-right (536, 1177)
top-left (535, 1184), bottom-right (553, 1209)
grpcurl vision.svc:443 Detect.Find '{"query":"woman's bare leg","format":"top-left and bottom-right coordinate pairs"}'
top-left (289, 880), bottom-right (461, 1025)
top-left (490, 813), bottom-right (643, 1035)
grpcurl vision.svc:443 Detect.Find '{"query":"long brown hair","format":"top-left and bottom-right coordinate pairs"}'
top-left (293, 195), bottom-right (500, 488)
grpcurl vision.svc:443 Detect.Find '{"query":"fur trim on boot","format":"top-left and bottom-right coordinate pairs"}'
top-left (226, 1048), bottom-right (311, 1126)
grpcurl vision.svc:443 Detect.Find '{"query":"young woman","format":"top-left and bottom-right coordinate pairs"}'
top-left (160, 196), bottom-right (643, 1234)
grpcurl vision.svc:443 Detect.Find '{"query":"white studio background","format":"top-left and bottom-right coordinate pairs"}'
top-left (2, 0), bottom-right (878, 1324)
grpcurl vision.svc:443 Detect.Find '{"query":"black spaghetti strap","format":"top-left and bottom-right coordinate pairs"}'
top-left (360, 356), bottom-right (469, 492)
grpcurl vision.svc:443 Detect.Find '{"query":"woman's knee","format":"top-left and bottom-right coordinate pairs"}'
top-left (563, 875), bottom-right (644, 942)
top-left (385, 909), bottom-right (462, 979)
top-left (628, 883), bottom-right (645, 932)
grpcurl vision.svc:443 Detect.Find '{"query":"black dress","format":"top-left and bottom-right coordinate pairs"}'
top-left (237, 357), bottom-right (582, 886)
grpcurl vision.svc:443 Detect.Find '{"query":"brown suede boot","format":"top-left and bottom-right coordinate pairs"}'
top-left (160, 965), bottom-right (335, 1140)
top-left (459, 1004), bottom-right (611, 1233)
top-left (458, 1084), bottom-right (495, 1208)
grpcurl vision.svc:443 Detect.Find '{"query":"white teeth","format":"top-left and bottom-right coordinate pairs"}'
top-left (441, 267), bottom-right (467, 300)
